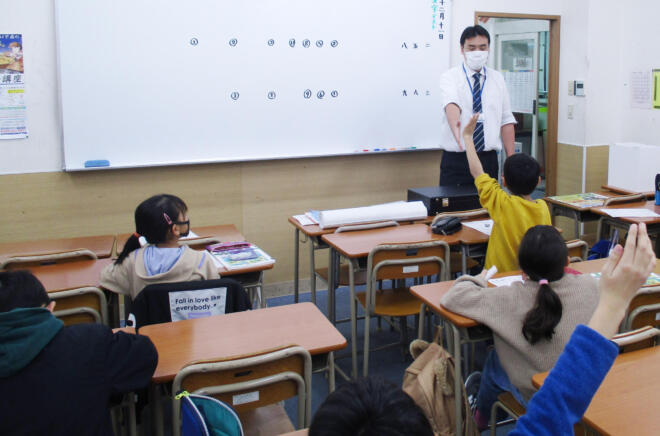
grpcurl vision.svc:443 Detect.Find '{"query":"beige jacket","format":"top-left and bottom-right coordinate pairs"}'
top-left (100, 246), bottom-right (220, 300)
top-left (440, 273), bottom-right (599, 400)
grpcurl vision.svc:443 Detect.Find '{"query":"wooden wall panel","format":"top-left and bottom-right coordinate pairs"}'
top-left (0, 151), bottom-right (441, 284)
top-left (585, 145), bottom-right (609, 192)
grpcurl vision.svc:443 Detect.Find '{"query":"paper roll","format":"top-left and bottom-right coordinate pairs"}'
top-left (318, 201), bottom-right (428, 229)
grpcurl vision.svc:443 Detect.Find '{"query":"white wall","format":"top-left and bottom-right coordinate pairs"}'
top-left (618, 1), bottom-right (660, 146)
top-left (2, 0), bottom-right (657, 176)
top-left (0, 0), bottom-right (62, 174)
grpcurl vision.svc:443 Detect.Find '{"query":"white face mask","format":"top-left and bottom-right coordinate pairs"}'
top-left (464, 50), bottom-right (489, 71)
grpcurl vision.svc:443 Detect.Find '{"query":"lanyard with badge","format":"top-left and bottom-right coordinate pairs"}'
top-left (462, 64), bottom-right (487, 124)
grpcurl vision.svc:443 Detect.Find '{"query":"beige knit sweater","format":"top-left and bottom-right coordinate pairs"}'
top-left (100, 246), bottom-right (220, 300)
top-left (440, 273), bottom-right (600, 401)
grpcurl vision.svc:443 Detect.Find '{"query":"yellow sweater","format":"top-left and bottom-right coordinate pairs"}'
top-left (475, 173), bottom-right (551, 272)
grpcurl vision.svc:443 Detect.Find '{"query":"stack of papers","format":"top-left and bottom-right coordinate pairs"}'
top-left (600, 208), bottom-right (660, 218)
top-left (462, 219), bottom-right (494, 236)
top-left (209, 243), bottom-right (275, 271)
top-left (488, 275), bottom-right (524, 287)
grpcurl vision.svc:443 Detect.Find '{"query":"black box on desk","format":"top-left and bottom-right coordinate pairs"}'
top-left (407, 186), bottom-right (481, 215)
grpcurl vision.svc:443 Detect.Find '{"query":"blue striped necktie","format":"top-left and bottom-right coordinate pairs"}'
top-left (472, 72), bottom-right (485, 152)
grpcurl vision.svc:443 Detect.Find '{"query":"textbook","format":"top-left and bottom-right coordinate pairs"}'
top-left (547, 193), bottom-right (608, 208)
top-left (208, 243), bottom-right (275, 271)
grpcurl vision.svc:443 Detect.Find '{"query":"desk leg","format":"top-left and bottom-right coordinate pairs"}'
top-left (150, 383), bottom-right (165, 436)
top-left (328, 351), bottom-right (336, 393)
top-left (327, 248), bottom-right (337, 323)
top-left (418, 303), bottom-right (426, 340)
top-left (309, 237), bottom-right (317, 305)
top-left (461, 245), bottom-right (468, 275)
top-left (293, 228), bottom-right (300, 303)
top-left (451, 324), bottom-right (463, 436)
top-left (572, 210), bottom-right (580, 239)
top-left (349, 258), bottom-right (359, 378)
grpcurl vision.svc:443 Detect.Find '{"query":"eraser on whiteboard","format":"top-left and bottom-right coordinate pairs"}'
top-left (84, 159), bottom-right (110, 168)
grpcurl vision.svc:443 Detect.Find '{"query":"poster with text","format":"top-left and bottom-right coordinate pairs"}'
top-left (0, 34), bottom-right (27, 139)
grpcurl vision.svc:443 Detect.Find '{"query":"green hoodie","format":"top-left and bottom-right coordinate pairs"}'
top-left (0, 307), bottom-right (63, 378)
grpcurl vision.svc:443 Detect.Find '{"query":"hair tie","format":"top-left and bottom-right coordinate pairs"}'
top-left (538, 279), bottom-right (549, 285)
top-left (163, 213), bottom-right (173, 225)
top-left (133, 232), bottom-right (141, 238)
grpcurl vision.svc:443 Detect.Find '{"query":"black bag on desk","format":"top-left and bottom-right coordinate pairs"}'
top-left (431, 217), bottom-right (462, 235)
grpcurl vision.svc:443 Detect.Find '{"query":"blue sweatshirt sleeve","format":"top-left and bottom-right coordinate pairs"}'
top-left (510, 325), bottom-right (619, 436)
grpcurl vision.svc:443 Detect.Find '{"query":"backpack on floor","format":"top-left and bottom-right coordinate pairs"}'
top-left (177, 391), bottom-right (244, 436)
top-left (402, 328), bottom-right (480, 436)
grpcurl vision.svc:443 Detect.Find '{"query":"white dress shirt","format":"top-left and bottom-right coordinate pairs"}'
top-left (438, 62), bottom-right (516, 152)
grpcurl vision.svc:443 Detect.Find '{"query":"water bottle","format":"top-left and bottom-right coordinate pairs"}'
top-left (656, 173), bottom-right (660, 206)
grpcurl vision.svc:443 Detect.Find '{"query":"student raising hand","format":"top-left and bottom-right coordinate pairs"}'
top-left (461, 113), bottom-right (479, 143)
top-left (460, 113), bottom-right (484, 178)
top-left (589, 223), bottom-right (657, 339)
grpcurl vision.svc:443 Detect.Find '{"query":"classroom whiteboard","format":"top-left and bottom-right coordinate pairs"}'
top-left (55, 0), bottom-right (451, 170)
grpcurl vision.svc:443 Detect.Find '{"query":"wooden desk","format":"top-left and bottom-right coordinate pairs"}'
top-left (288, 216), bottom-right (435, 306)
top-left (545, 190), bottom-right (626, 239)
top-left (26, 257), bottom-right (112, 292)
top-left (0, 234), bottom-right (116, 267)
top-left (142, 302), bottom-right (347, 384)
top-left (601, 184), bottom-right (655, 199)
top-left (532, 346), bottom-right (660, 435)
top-left (142, 302), bottom-right (345, 436)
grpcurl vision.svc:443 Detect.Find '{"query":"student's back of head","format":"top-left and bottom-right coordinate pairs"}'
top-left (116, 193), bottom-right (189, 264)
top-left (0, 270), bottom-right (50, 312)
top-left (503, 153), bottom-right (541, 196)
top-left (309, 377), bottom-right (433, 436)
top-left (518, 225), bottom-right (568, 344)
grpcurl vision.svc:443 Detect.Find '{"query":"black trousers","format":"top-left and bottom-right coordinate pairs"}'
top-left (439, 150), bottom-right (498, 186)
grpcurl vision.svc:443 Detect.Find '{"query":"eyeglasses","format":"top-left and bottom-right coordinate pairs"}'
top-left (174, 219), bottom-right (190, 227)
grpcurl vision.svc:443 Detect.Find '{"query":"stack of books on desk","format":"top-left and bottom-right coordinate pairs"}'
top-left (207, 242), bottom-right (275, 271)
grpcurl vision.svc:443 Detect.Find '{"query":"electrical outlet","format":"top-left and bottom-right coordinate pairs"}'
top-left (567, 105), bottom-right (574, 120)
top-left (568, 80), bottom-right (574, 96)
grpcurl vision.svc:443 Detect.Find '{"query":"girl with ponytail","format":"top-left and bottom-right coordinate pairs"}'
top-left (101, 194), bottom-right (219, 300)
top-left (441, 225), bottom-right (600, 429)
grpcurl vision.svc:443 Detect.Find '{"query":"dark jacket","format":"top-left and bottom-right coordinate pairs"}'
top-left (0, 308), bottom-right (158, 436)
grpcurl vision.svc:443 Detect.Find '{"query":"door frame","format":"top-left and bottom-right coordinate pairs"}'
top-left (475, 12), bottom-right (561, 196)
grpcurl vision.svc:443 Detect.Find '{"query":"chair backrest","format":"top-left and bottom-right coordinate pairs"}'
top-left (130, 278), bottom-right (251, 329)
top-left (335, 220), bottom-right (399, 233)
top-left (612, 326), bottom-right (660, 353)
top-left (603, 193), bottom-right (645, 206)
top-left (364, 240), bottom-right (450, 311)
top-left (0, 249), bottom-right (97, 270)
top-left (431, 208), bottom-right (488, 226)
top-left (178, 237), bottom-right (222, 251)
top-left (622, 286), bottom-right (660, 331)
top-left (172, 345), bottom-right (312, 436)
top-left (565, 239), bottom-right (588, 262)
top-left (50, 286), bottom-right (108, 326)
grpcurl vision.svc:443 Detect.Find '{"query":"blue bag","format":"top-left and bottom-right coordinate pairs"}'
top-left (178, 391), bottom-right (244, 436)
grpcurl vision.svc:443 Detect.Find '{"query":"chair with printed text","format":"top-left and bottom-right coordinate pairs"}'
top-left (172, 345), bottom-right (312, 436)
top-left (352, 239), bottom-right (450, 377)
top-left (129, 278), bottom-right (251, 330)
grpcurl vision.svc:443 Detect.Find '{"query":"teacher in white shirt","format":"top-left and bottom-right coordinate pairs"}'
top-left (439, 25), bottom-right (516, 186)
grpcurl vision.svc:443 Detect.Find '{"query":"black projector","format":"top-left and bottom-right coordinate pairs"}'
top-left (407, 185), bottom-right (481, 215)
